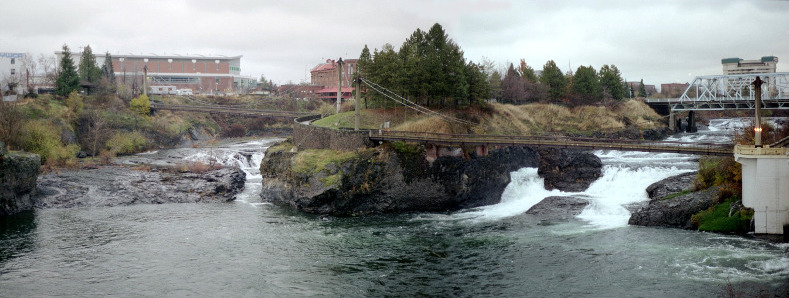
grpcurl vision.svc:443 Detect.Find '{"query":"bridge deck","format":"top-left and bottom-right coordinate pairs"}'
top-left (370, 131), bottom-right (733, 156)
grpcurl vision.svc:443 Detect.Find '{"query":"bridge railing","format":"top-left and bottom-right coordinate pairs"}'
top-left (370, 130), bottom-right (733, 156)
top-left (678, 72), bottom-right (789, 103)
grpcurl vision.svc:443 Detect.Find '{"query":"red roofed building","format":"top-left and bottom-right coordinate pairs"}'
top-left (310, 58), bottom-right (357, 100)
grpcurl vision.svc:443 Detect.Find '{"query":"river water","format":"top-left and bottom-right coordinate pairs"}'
top-left (1, 120), bottom-right (787, 297)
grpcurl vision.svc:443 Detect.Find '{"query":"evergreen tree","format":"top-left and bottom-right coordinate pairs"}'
top-left (623, 78), bottom-right (631, 98)
top-left (465, 62), bottom-right (489, 106)
top-left (78, 45), bottom-right (101, 84)
top-left (540, 60), bottom-right (567, 103)
top-left (99, 52), bottom-right (117, 94)
top-left (599, 64), bottom-right (624, 100)
top-left (488, 70), bottom-right (502, 101)
top-left (570, 65), bottom-right (600, 103)
top-left (518, 59), bottom-right (538, 83)
top-left (638, 79), bottom-right (647, 97)
top-left (55, 44), bottom-right (80, 96)
top-left (357, 44), bottom-right (372, 77)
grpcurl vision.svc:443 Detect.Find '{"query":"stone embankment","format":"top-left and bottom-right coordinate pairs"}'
top-left (260, 143), bottom-right (601, 215)
top-left (628, 172), bottom-right (721, 229)
top-left (0, 141), bottom-right (42, 216)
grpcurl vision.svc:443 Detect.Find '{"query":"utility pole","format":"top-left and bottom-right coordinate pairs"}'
top-left (143, 65), bottom-right (148, 97)
top-left (354, 75), bottom-right (361, 131)
top-left (336, 58), bottom-right (344, 115)
top-left (753, 76), bottom-right (763, 147)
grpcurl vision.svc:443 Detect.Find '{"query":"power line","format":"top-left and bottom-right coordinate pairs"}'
top-left (360, 77), bottom-right (477, 126)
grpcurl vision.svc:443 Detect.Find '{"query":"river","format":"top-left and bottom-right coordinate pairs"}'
top-left (1, 119), bottom-right (787, 297)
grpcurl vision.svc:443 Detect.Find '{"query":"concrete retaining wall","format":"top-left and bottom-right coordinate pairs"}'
top-left (293, 116), bottom-right (373, 151)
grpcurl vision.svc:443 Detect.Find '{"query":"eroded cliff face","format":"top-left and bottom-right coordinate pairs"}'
top-left (0, 146), bottom-right (41, 216)
top-left (260, 143), bottom-right (602, 215)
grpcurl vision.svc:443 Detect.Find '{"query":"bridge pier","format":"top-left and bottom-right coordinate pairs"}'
top-left (686, 111), bottom-right (697, 133)
top-left (734, 145), bottom-right (789, 235)
top-left (669, 111), bottom-right (675, 132)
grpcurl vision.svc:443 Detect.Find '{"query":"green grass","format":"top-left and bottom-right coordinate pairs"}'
top-left (691, 199), bottom-right (752, 233)
top-left (292, 149), bottom-right (360, 174)
top-left (660, 190), bottom-right (693, 200)
top-left (267, 141), bottom-right (296, 153)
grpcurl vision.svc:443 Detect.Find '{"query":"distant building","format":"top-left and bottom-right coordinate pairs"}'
top-left (721, 56), bottom-right (778, 75)
top-left (276, 84), bottom-right (323, 99)
top-left (627, 81), bottom-right (657, 97)
top-left (660, 83), bottom-right (690, 98)
top-left (56, 52), bottom-right (257, 95)
top-left (310, 58), bottom-right (357, 100)
top-left (0, 52), bottom-right (28, 100)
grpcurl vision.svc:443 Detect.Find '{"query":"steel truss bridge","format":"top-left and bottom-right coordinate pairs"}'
top-left (645, 72), bottom-right (789, 111)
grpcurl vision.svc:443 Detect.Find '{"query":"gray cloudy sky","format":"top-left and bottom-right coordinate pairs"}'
top-left (4, 0), bottom-right (788, 86)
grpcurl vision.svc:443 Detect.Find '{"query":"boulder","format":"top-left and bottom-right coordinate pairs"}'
top-left (645, 172), bottom-right (696, 200)
top-left (628, 186), bottom-right (721, 229)
top-left (526, 196), bottom-right (589, 219)
top-left (537, 148), bottom-right (602, 192)
top-left (1, 151), bottom-right (41, 216)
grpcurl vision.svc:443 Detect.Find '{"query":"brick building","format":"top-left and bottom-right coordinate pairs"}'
top-left (56, 52), bottom-right (256, 94)
top-left (660, 83), bottom-right (690, 98)
top-left (627, 81), bottom-right (658, 97)
top-left (310, 58), bottom-right (357, 99)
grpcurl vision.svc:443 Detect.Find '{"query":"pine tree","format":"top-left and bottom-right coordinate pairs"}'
top-left (570, 65), bottom-right (600, 103)
top-left (78, 45), bottom-right (101, 84)
top-left (540, 60), bottom-right (567, 103)
top-left (638, 79), bottom-right (647, 97)
top-left (99, 52), bottom-right (117, 94)
top-left (599, 64), bottom-right (624, 100)
top-left (55, 44), bottom-right (80, 96)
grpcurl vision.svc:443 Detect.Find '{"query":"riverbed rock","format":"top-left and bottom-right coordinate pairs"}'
top-left (526, 196), bottom-right (589, 219)
top-left (34, 166), bottom-right (245, 208)
top-left (645, 172), bottom-right (696, 200)
top-left (1, 151), bottom-right (41, 216)
top-left (537, 148), bottom-right (602, 192)
top-left (628, 186), bottom-right (721, 229)
top-left (260, 144), bottom-right (601, 215)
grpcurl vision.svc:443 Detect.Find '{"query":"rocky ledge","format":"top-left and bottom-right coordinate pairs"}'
top-left (525, 196), bottom-right (589, 219)
top-left (628, 172), bottom-right (721, 229)
top-left (35, 166), bottom-right (245, 208)
top-left (260, 144), bottom-right (601, 215)
top-left (1, 146), bottom-right (42, 216)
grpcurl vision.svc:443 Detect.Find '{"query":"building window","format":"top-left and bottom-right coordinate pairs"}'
top-left (10, 69), bottom-right (14, 75)
top-left (10, 58), bottom-right (15, 64)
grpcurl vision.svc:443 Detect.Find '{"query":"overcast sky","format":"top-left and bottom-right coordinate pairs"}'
top-left (4, 0), bottom-right (788, 86)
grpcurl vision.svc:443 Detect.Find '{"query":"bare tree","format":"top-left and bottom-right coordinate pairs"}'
top-left (38, 54), bottom-right (57, 88)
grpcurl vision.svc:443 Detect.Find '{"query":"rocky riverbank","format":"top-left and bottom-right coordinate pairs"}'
top-left (260, 142), bottom-right (602, 215)
top-left (0, 144), bottom-right (41, 216)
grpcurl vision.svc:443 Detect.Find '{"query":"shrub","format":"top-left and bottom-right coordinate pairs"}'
top-left (106, 131), bottom-right (148, 155)
top-left (130, 94), bottom-right (150, 117)
top-left (318, 102), bottom-right (337, 116)
top-left (21, 120), bottom-right (79, 165)
top-left (225, 123), bottom-right (246, 138)
top-left (695, 156), bottom-right (741, 192)
top-left (64, 91), bottom-right (83, 117)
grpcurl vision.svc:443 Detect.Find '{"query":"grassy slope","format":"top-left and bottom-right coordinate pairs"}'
top-left (312, 100), bottom-right (664, 136)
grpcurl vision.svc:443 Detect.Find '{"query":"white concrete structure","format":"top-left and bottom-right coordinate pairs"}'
top-left (722, 56), bottom-right (778, 75)
top-left (0, 52), bottom-right (28, 97)
top-left (734, 145), bottom-right (789, 234)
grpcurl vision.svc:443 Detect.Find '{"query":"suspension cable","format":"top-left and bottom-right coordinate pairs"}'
top-left (360, 78), bottom-right (477, 126)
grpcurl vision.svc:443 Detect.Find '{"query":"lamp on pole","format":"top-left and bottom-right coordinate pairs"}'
top-left (753, 76), bottom-right (763, 147)
top-left (336, 58), bottom-right (344, 115)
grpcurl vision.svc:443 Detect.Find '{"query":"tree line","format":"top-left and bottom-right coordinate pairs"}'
top-left (357, 23), bottom-right (648, 109)
top-left (55, 44), bottom-right (117, 97)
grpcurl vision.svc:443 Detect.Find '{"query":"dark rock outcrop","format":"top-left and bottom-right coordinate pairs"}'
top-left (260, 144), bottom-right (601, 215)
top-left (628, 185), bottom-right (721, 229)
top-left (35, 166), bottom-right (245, 208)
top-left (537, 148), bottom-right (602, 192)
top-left (1, 149), bottom-right (41, 216)
top-left (645, 172), bottom-right (696, 200)
top-left (526, 196), bottom-right (589, 219)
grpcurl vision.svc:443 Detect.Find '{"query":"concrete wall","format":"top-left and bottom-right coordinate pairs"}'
top-left (292, 116), bottom-right (372, 151)
top-left (735, 146), bottom-right (789, 234)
